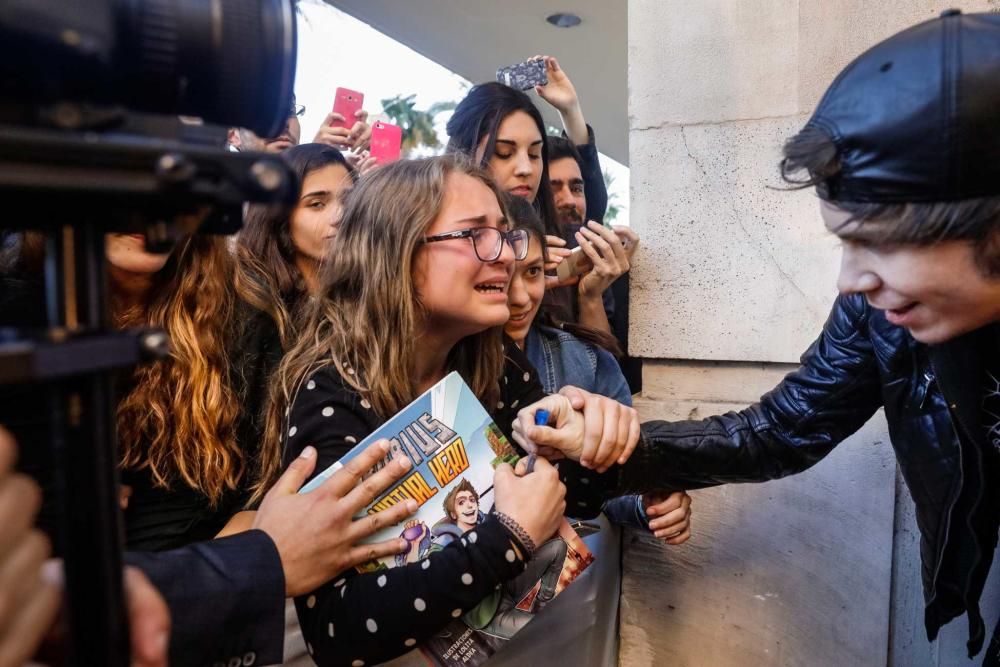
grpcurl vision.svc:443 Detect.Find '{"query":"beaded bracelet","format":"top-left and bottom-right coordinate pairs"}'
top-left (492, 511), bottom-right (536, 560)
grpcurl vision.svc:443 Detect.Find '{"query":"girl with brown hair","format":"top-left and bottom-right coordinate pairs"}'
top-left (262, 154), bottom-right (627, 665)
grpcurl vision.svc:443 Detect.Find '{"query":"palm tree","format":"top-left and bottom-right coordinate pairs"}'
top-left (380, 94), bottom-right (456, 156)
top-left (603, 169), bottom-right (622, 223)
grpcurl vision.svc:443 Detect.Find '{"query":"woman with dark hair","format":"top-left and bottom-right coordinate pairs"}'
top-left (446, 80), bottom-right (561, 238)
top-left (446, 57), bottom-right (628, 336)
top-left (504, 196), bottom-right (693, 544)
top-left (237, 143), bottom-right (357, 346)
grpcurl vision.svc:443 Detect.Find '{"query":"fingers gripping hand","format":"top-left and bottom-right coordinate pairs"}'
top-left (512, 394), bottom-right (584, 462)
top-left (644, 491), bottom-right (692, 545)
top-left (253, 441), bottom-right (419, 596)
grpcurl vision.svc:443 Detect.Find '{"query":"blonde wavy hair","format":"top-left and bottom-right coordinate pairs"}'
top-left (254, 155), bottom-right (509, 499)
top-left (115, 235), bottom-right (245, 505)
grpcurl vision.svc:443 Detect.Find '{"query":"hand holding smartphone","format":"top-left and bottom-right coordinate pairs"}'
top-left (369, 121), bottom-right (403, 164)
top-left (555, 246), bottom-right (592, 281)
top-left (330, 87), bottom-right (364, 129)
top-left (496, 59), bottom-right (548, 91)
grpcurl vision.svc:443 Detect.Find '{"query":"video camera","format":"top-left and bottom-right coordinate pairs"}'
top-left (0, 2), bottom-right (299, 664)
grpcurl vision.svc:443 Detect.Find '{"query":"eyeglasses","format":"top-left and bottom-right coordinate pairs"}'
top-left (423, 226), bottom-right (528, 262)
top-left (289, 104), bottom-right (306, 117)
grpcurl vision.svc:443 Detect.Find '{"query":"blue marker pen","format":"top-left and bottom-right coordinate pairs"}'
top-left (525, 409), bottom-right (550, 474)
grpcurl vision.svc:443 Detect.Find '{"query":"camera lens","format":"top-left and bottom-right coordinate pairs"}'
top-left (0, 0), bottom-right (296, 137)
top-left (120, 0), bottom-right (297, 137)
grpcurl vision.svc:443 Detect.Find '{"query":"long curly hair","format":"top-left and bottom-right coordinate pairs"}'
top-left (253, 155), bottom-right (508, 500)
top-left (115, 235), bottom-right (244, 505)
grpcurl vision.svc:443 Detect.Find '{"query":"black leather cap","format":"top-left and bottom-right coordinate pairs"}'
top-left (808, 9), bottom-right (1000, 203)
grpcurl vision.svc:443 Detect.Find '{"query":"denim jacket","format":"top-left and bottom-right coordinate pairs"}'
top-left (524, 324), bottom-right (646, 527)
top-left (525, 325), bottom-right (631, 406)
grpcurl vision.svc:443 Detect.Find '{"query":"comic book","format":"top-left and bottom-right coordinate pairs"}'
top-left (300, 371), bottom-right (594, 666)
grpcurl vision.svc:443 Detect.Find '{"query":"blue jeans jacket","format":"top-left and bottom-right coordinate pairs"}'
top-left (524, 325), bottom-right (648, 528)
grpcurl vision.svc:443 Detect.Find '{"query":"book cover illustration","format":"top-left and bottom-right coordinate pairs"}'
top-left (300, 371), bottom-right (594, 666)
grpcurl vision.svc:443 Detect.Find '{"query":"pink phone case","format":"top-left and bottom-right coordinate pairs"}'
top-left (370, 121), bottom-right (403, 164)
top-left (330, 87), bottom-right (364, 129)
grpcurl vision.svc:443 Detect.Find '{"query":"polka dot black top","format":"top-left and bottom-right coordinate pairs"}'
top-left (281, 342), bottom-right (606, 666)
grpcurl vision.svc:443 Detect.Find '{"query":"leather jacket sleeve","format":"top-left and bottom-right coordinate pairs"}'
top-left (617, 294), bottom-right (884, 493)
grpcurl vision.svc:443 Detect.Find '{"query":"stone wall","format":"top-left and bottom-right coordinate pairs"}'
top-left (624, 1), bottom-right (997, 665)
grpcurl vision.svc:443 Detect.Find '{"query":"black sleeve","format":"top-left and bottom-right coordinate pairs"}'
top-left (281, 367), bottom-right (380, 478)
top-left (616, 294), bottom-right (885, 494)
top-left (295, 516), bottom-right (527, 666)
top-left (125, 530), bottom-right (286, 667)
top-left (571, 125), bottom-right (608, 224)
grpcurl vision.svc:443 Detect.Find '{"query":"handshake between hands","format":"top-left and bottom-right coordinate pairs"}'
top-left (512, 386), bottom-right (641, 473)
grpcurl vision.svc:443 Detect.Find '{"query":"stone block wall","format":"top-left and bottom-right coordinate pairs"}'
top-left (624, 2), bottom-right (997, 665)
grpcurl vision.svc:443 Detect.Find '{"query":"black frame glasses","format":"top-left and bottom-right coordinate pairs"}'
top-left (423, 227), bottom-right (529, 262)
top-left (289, 103), bottom-right (306, 117)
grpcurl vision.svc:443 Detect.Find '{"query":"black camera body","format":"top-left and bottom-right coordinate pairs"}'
top-left (0, 2), bottom-right (299, 665)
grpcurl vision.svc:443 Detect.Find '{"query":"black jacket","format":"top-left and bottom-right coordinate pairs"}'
top-left (618, 293), bottom-right (1000, 660)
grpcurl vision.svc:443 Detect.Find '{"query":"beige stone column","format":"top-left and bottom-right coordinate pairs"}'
top-left (623, 2), bottom-right (995, 666)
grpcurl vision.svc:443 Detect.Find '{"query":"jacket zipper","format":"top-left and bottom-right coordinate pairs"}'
top-left (917, 372), bottom-right (933, 409)
top-left (925, 358), bottom-right (964, 611)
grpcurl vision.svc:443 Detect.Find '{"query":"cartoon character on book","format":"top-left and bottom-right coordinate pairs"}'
top-left (417, 477), bottom-right (569, 640)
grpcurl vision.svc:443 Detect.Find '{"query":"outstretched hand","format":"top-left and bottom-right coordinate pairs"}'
top-left (253, 440), bottom-right (419, 596)
top-left (555, 386), bottom-right (640, 471)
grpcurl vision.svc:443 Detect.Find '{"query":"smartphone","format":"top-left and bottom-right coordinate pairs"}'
top-left (496, 59), bottom-right (548, 91)
top-left (369, 121), bottom-right (403, 164)
top-left (330, 87), bottom-right (364, 129)
top-left (556, 245), bottom-right (592, 281)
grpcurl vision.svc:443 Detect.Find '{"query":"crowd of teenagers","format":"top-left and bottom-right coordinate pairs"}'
top-left (2, 10), bottom-right (1000, 667)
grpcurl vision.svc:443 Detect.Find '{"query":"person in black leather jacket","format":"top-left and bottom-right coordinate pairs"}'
top-left (514, 11), bottom-right (1000, 666)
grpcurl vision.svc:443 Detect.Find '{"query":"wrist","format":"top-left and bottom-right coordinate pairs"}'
top-left (492, 510), bottom-right (537, 559)
top-left (577, 281), bottom-right (606, 301)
